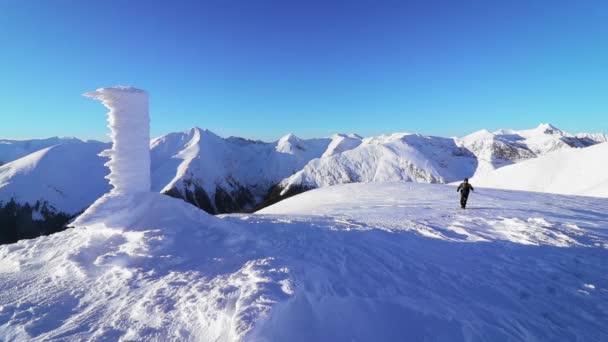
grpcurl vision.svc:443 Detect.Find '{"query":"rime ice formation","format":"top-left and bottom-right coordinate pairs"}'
top-left (84, 86), bottom-right (151, 194)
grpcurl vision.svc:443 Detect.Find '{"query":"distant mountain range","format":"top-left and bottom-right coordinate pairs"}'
top-left (0, 123), bottom-right (606, 243)
top-left (275, 123), bottom-right (607, 200)
top-left (470, 140), bottom-right (608, 197)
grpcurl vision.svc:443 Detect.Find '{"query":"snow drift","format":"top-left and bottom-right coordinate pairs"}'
top-left (84, 86), bottom-right (151, 194)
top-left (1, 182), bottom-right (607, 341)
top-left (470, 142), bottom-right (608, 198)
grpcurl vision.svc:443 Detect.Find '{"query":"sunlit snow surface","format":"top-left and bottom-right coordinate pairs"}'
top-left (1, 182), bottom-right (607, 341)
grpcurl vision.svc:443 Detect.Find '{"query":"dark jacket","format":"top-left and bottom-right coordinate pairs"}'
top-left (457, 182), bottom-right (474, 196)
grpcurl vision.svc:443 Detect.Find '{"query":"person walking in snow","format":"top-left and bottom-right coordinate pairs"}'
top-left (457, 178), bottom-right (474, 209)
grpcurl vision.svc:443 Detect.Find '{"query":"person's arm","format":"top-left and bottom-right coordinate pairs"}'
top-left (470, 185), bottom-right (474, 191)
top-left (457, 184), bottom-right (462, 192)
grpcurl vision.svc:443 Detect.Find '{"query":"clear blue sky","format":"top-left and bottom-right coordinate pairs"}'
top-left (1, 0), bottom-right (607, 141)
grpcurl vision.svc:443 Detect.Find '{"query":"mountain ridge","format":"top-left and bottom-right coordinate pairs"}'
top-left (1, 123), bottom-right (606, 244)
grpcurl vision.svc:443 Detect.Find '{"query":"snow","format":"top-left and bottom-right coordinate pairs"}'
top-left (0, 137), bottom-right (83, 165)
top-left (1, 182), bottom-right (607, 341)
top-left (321, 133), bottom-right (362, 157)
top-left (456, 123), bottom-right (605, 177)
top-left (1, 123), bottom-right (605, 215)
top-left (278, 123), bottom-right (607, 196)
top-left (84, 86), bottom-right (151, 194)
top-left (0, 127), bottom-right (338, 215)
top-left (0, 141), bottom-right (111, 213)
top-left (470, 142), bottom-right (608, 198)
top-left (150, 128), bottom-right (340, 203)
top-left (280, 132), bottom-right (478, 194)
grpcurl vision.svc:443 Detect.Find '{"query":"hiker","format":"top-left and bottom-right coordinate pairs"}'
top-left (457, 178), bottom-right (474, 209)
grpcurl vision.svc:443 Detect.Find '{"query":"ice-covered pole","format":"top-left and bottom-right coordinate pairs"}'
top-left (84, 86), bottom-right (150, 194)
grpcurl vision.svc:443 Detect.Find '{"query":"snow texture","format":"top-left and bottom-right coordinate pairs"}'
top-left (470, 142), bottom-right (608, 198)
top-left (280, 132), bottom-right (478, 194)
top-left (1, 182), bottom-right (607, 341)
top-left (150, 128), bottom-right (342, 202)
top-left (0, 123), bottom-right (606, 216)
top-left (0, 137), bottom-right (83, 165)
top-left (0, 141), bottom-right (110, 213)
top-left (279, 123), bottom-right (606, 196)
top-left (321, 133), bottom-right (362, 157)
top-left (84, 87), bottom-right (151, 194)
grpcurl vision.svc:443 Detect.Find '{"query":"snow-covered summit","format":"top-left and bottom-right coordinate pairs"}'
top-left (273, 123), bottom-right (606, 202)
top-left (278, 132), bottom-right (477, 195)
top-left (149, 129), bottom-right (348, 213)
top-left (322, 133), bottom-right (363, 157)
top-left (1, 123), bottom-right (606, 220)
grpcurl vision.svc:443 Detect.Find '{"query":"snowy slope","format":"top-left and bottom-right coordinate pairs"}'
top-left (457, 123), bottom-right (607, 176)
top-left (279, 132), bottom-right (478, 194)
top-left (321, 133), bottom-right (362, 157)
top-left (1, 182), bottom-right (607, 341)
top-left (470, 142), bottom-right (608, 198)
top-left (150, 128), bottom-right (344, 213)
top-left (0, 128), bottom-right (341, 216)
top-left (0, 137), bottom-right (83, 165)
top-left (1, 124), bottom-right (605, 217)
top-left (278, 123), bottom-right (606, 197)
top-left (0, 141), bottom-right (111, 214)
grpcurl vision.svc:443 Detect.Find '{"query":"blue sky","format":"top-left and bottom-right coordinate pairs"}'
top-left (1, 0), bottom-right (607, 141)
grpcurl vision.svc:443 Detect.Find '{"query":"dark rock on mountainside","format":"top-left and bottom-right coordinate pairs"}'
top-left (255, 183), bottom-right (313, 211)
top-left (163, 179), bottom-right (255, 215)
top-left (0, 199), bottom-right (75, 245)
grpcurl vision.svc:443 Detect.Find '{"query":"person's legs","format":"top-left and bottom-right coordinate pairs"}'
top-left (460, 195), bottom-right (468, 209)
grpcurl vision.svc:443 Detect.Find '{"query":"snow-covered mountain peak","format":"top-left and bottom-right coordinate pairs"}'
top-left (470, 141), bottom-right (608, 197)
top-left (322, 133), bottom-right (363, 157)
top-left (363, 132), bottom-right (412, 145)
top-left (276, 133), bottom-right (305, 154)
top-left (330, 133), bottom-right (363, 140)
top-left (491, 123), bottom-right (565, 137)
top-left (187, 126), bottom-right (222, 140)
top-left (531, 122), bottom-right (564, 135)
top-left (461, 129), bottom-right (496, 142)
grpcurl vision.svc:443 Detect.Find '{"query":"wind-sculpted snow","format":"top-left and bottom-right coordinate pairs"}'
top-left (84, 87), bottom-right (151, 194)
top-left (1, 182), bottom-right (607, 341)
